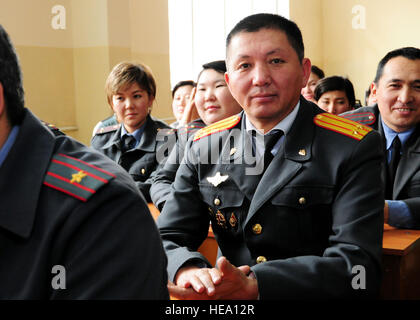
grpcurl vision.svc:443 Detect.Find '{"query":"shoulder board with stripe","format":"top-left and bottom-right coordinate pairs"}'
top-left (193, 115), bottom-right (241, 141)
top-left (95, 124), bottom-right (120, 135)
top-left (314, 113), bottom-right (373, 141)
top-left (340, 111), bottom-right (376, 125)
top-left (157, 127), bottom-right (176, 135)
top-left (41, 120), bottom-right (65, 136)
top-left (177, 122), bottom-right (206, 137)
top-left (43, 153), bottom-right (116, 202)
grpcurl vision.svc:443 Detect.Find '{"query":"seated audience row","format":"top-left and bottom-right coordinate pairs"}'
top-left (3, 10), bottom-right (419, 300)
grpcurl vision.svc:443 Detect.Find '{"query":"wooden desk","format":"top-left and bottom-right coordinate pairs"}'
top-left (381, 224), bottom-right (420, 299)
top-left (148, 203), bottom-right (218, 265)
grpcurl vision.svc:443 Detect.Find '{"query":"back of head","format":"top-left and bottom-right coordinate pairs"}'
top-left (105, 61), bottom-right (156, 106)
top-left (314, 76), bottom-right (356, 108)
top-left (0, 24), bottom-right (25, 125)
top-left (226, 13), bottom-right (304, 62)
top-left (374, 47), bottom-right (420, 83)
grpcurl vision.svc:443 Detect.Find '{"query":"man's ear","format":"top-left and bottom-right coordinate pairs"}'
top-left (301, 58), bottom-right (312, 88)
top-left (371, 82), bottom-right (378, 99)
top-left (224, 72), bottom-right (230, 87)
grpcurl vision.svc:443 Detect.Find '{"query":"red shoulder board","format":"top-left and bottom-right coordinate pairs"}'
top-left (340, 112), bottom-right (376, 125)
top-left (314, 113), bottom-right (373, 141)
top-left (43, 153), bottom-right (116, 202)
top-left (193, 115), bottom-right (241, 141)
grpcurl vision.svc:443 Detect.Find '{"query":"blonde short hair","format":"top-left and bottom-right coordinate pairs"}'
top-left (105, 61), bottom-right (156, 107)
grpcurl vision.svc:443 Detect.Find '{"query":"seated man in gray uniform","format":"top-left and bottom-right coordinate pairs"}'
top-left (157, 13), bottom-right (384, 299)
top-left (0, 24), bottom-right (168, 299)
top-left (341, 47), bottom-right (420, 229)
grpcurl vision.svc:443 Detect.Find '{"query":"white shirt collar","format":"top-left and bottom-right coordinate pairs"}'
top-left (245, 101), bottom-right (300, 136)
top-left (244, 101), bottom-right (300, 160)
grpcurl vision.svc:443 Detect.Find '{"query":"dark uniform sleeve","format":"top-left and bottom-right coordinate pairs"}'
top-left (157, 140), bottom-right (213, 281)
top-left (150, 139), bottom-right (185, 211)
top-left (49, 166), bottom-right (169, 300)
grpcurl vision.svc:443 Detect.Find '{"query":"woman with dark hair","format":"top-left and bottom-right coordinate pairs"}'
top-left (301, 65), bottom-right (325, 103)
top-left (151, 60), bottom-right (242, 210)
top-left (314, 76), bottom-right (356, 115)
top-left (171, 80), bottom-right (196, 128)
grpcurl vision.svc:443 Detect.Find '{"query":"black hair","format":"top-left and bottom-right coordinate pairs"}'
top-left (0, 24), bottom-right (25, 125)
top-left (171, 80), bottom-right (196, 98)
top-left (374, 47), bottom-right (420, 83)
top-left (311, 65), bottom-right (325, 79)
top-left (314, 76), bottom-right (356, 108)
top-left (226, 13), bottom-right (304, 62)
top-left (197, 60), bottom-right (227, 82)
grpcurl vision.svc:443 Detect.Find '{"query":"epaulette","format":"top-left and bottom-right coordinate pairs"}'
top-left (42, 120), bottom-right (65, 136)
top-left (157, 127), bottom-right (177, 135)
top-left (43, 153), bottom-right (116, 202)
top-left (95, 124), bottom-right (120, 135)
top-left (101, 115), bottom-right (118, 127)
top-left (340, 111), bottom-right (376, 125)
top-left (178, 122), bottom-right (206, 137)
top-left (193, 115), bottom-right (241, 141)
top-left (314, 113), bottom-right (373, 141)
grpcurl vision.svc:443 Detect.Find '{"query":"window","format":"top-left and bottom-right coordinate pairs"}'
top-left (168, 0), bottom-right (290, 88)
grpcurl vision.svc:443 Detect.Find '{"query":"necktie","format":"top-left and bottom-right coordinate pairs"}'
top-left (263, 130), bottom-right (284, 172)
top-left (122, 135), bottom-right (136, 152)
top-left (388, 136), bottom-right (401, 184)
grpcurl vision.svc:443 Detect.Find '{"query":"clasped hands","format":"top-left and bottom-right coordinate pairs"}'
top-left (168, 256), bottom-right (259, 300)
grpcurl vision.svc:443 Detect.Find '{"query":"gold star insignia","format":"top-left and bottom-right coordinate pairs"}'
top-left (70, 170), bottom-right (87, 184)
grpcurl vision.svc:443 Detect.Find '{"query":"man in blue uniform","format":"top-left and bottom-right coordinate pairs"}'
top-left (341, 47), bottom-right (420, 229)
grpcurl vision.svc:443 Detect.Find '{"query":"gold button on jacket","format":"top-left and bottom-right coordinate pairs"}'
top-left (252, 223), bottom-right (262, 234)
top-left (256, 256), bottom-right (267, 264)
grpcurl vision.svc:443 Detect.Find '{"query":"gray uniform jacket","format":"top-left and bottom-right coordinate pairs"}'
top-left (150, 118), bottom-right (206, 210)
top-left (341, 105), bottom-right (420, 227)
top-left (0, 109), bottom-right (169, 299)
top-left (157, 98), bottom-right (385, 299)
top-left (91, 115), bottom-right (172, 202)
